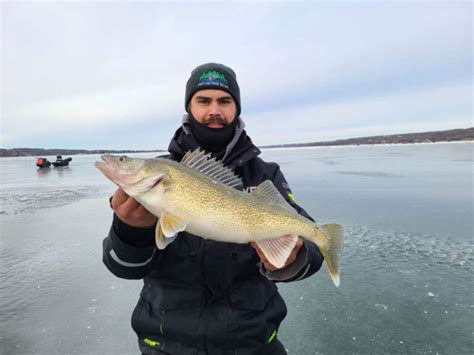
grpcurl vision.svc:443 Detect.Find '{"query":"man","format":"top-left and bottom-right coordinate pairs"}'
top-left (103, 63), bottom-right (324, 355)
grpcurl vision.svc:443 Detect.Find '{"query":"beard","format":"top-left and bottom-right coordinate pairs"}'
top-left (188, 113), bottom-right (238, 153)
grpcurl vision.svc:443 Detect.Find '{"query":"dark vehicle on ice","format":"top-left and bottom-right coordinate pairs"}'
top-left (52, 155), bottom-right (72, 167)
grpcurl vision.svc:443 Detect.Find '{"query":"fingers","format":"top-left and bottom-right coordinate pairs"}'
top-left (133, 204), bottom-right (158, 224)
top-left (285, 237), bottom-right (304, 266)
top-left (250, 242), bottom-right (277, 271)
top-left (111, 188), bottom-right (157, 227)
top-left (250, 242), bottom-right (264, 259)
top-left (112, 188), bottom-right (154, 211)
top-left (112, 188), bottom-right (140, 211)
top-left (120, 194), bottom-right (141, 211)
top-left (111, 188), bottom-right (129, 209)
top-left (250, 237), bottom-right (304, 271)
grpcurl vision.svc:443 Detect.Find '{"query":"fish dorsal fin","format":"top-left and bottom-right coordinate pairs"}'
top-left (181, 148), bottom-right (243, 190)
top-left (251, 180), bottom-right (294, 212)
top-left (255, 234), bottom-right (299, 269)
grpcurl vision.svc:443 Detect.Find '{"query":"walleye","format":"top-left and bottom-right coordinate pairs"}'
top-left (96, 149), bottom-right (344, 286)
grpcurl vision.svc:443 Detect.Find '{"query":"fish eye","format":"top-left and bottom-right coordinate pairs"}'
top-left (119, 156), bottom-right (126, 162)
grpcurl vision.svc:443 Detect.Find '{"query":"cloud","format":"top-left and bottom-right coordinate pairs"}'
top-left (2, 82), bottom-right (183, 142)
top-left (244, 83), bottom-right (472, 145)
top-left (1, 1), bottom-right (471, 148)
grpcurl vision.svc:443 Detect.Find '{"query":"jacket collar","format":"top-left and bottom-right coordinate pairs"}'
top-left (168, 114), bottom-right (261, 167)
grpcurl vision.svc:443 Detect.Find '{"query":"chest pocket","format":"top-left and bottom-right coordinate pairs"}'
top-left (137, 233), bottom-right (205, 347)
top-left (138, 280), bottom-right (205, 350)
top-left (228, 276), bottom-right (280, 348)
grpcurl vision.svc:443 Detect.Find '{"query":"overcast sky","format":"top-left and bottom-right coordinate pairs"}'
top-left (1, 1), bottom-right (472, 150)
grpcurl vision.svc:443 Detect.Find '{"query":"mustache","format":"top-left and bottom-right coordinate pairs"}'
top-left (203, 116), bottom-right (228, 126)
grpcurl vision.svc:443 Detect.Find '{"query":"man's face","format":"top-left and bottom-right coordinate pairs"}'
top-left (189, 89), bottom-right (237, 128)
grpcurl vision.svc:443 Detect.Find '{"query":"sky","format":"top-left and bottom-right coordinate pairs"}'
top-left (1, 0), bottom-right (472, 150)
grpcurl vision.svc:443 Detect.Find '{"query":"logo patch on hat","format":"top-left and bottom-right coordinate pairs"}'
top-left (198, 70), bottom-right (229, 89)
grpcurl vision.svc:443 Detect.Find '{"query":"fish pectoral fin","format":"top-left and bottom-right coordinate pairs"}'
top-left (159, 212), bottom-right (187, 238)
top-left (251, 180), bottom-right (294, 212)
top-left (255, 234), bottom-right (299, 269)
top-left (129, 174), bottom-right (166, 195)
top-left (155, 224), bottom-right (177, 250)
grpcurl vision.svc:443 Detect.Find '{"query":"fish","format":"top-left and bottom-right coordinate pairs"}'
top-left (95, 149), bottom-right (345, 286)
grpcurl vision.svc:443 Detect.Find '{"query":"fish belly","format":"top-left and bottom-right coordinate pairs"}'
top-left (185, 217), bottom-right (253, 244)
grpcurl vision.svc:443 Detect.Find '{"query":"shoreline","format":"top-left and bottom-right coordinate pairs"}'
top-left (2, 128), bottom-right (472, 158)
top-left (1, 140), bottom-right (472, 159)
top-left (260, 140), bottom-right (474, 151)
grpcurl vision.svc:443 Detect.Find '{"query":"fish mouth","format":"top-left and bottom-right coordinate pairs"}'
top-left (95, 155), bottom-right (117, 177)
top-left (95, 155), bottom-right (142, 185)
top-left (100, 154), bottom-right (121, 164)
top-left (95, 155), bottom-right (165, 194)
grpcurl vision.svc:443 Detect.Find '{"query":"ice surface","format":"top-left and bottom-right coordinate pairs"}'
top-left (0, 144), bottom-right (472, 355)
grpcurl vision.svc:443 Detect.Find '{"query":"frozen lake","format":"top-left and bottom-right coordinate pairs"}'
top-left (0, 143), bottom-right (472, 354)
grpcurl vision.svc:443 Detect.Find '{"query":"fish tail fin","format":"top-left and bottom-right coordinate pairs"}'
top-left (314, 223), bottom-right (345, 287)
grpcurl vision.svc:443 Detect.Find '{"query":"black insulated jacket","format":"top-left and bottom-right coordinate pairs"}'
top-left (102, 125), bottom-right (324, 355)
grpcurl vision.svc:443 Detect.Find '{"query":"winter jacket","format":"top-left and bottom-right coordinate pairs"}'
top-left (102, 119), bottom-right (324, 354)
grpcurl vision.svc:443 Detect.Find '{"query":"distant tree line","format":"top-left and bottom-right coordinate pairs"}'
top-left (0, 148), bottom-right (164, 158)
top-left (261, 127), bottom-right (474, 149)
top-left (1, 127), bottom-right (472, 157)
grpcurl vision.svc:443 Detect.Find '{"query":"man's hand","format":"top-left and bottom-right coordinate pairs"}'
top-left (111, 188), bottom-right (158, 228)
top-left (250, 237), bottom-right (304, 272)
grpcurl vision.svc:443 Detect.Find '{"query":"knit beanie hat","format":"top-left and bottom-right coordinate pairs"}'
top-left (185, 63), bottom-right (241, 117)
